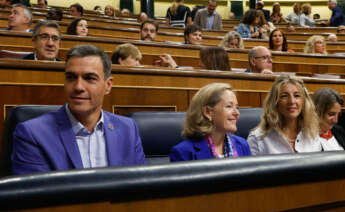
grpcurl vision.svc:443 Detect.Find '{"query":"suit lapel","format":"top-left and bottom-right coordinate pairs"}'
top-left (56, 106), bottom-right (84, 169)
top-left (193, 138), bottom-right (213, 160)
top-left (103, 112), bottom-right (122, 166)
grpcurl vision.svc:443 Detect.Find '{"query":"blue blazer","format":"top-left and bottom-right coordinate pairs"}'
top-left (170, 135), bottom-right (251, 162)
top-left (12, 106), bottom-right (146, 175)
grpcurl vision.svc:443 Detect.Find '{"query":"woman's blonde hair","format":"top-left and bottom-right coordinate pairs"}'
top-left (257, 75), bottom-right (319, 139)
top-left (219, 31), bottom-right (244, 49)
top-left (304, 35), bottom-right (327, 55)
top-left (170, 0), bottom-right (183, 16)
top-left (301, 3), bottom-right (311, 15)
top-left (183, 83), bottom-right (233, 140)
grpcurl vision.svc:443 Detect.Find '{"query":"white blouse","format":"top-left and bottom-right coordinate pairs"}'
top-left (247, 128), bottom-right (322, 155)
top-left (320, 136), bottom-right (344, 151)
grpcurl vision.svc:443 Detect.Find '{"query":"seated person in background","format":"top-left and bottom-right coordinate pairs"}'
top-left (184, 24), bottom-right (202, 45)
top-left (245, 46), bottom-right (273, 74)
top-left (36, 0), bottom-right (47, 9)
top-left (328, 33), bottom-right (338, 42)
top-left (137, 12), bottom-right (148, 23)
top-left (111, 43), bottom-right (142, 66)
top-left (7, 4), bottom-right (32, 32)
top-left (70, 3), bottom-right (83, 17)
top-left (166, 0), bottom-right (192, 27)
top-left (313, 88), bottom-right (345, 151)
top-left (170, 82), bottom-right (251, 161)
top-left (247, 75), bottom-right (321, 155)
top-left (269, 29), bottom-right (294, 53)
top-left (287, 23), bottom-right (296, 32)
top-left (286, 3), bottom-right (301, 24)
top-left (257, 10), bottom-right (275, 39)
top-left (104, 5), bottom-right (115, 17)
top-left (12, 45), bottom-right (146, 175)
top-left (194, 0), bottom-right (222, 30)
top-left (112, 43), bottom-right (178, 68)
top-left (121, 9), bottom-right (130, 17)
top-left (337, 25), bottom-right (345, 34)
top-left (236, 9), bottom-right (260, 39)
top-left (94, 5), bottom-right (102, 12)
top-left (0, 0), bottom-right (11, 8)
top-left (299, 3), bottom-right (315, 27)
top-left (270, 2), bottom-right (288, 24)
top-left (66, 18), bottom-right (88, 36)
top-left (313, 13), bottom-right (320, 20)
top-left (304, 35), bottom-right (327, 55)
top-left (140, 20), bottom-right (158, 41)
top-left (200, 46), bottom-right (230, 71)
top-left (256, 1), bottom-right (270, 22)
top-left (46, 7), bottom-right (63, 21)
top-left (219, 31), bottom-right (244, 49)
top-left (23, 20), bottom-right (61, 61)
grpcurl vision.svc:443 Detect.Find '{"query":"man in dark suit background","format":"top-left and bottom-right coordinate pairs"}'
top-left (256, 1), bottom-right (270, 22)
top-left (22, 20), bottom-right (61, 61)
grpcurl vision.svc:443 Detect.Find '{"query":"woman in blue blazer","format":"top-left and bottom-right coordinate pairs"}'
top-left (170, 83), bottom-right (251, 161)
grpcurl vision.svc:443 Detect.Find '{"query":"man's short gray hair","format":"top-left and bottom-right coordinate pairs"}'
top-left (32, 20), bottom-right (61, 39)
top-left (66, 45), bottom-right (112, 79)
top-left (12, 4), bottom-right (32, 26)
top-left (248, 46), bottom-right (267, 68)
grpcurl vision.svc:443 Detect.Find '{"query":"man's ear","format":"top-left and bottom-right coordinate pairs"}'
top-left (104, 76), bottom-right (113, 95)
top-left (249, 57), bottom-right (256, 68)
top-left (202, 106), bottom-right (213, 121)
top-left (24, 15), bottom-right (30, 26)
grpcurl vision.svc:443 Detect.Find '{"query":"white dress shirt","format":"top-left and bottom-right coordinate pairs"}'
top-left (247, 128), bottom-right (322, 155)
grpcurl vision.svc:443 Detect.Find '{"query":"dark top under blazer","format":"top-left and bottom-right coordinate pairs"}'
top-left (170, 135), bottom-right (251, 162)
top-left (332, 124), bottom-right (345, 149)
top-left (22, 53), bottom-right (61, 61)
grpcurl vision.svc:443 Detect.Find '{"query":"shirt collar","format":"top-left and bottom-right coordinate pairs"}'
top-left (34, 53), bottom-right (57, 61)
top-left (65, 104), bottom-right (104, 135)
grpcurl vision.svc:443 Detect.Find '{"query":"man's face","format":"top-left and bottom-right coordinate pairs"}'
top-left (33, 26), bottom-right (60, 60)
top-left (140, 23), bottom-right (156, 41)
top-left (8, 7), bottom-right (29, 30)
top-left (250, 48), bottom-right (273, 73)
top-left (70, 6), bottom-right (81, 17)
top-left (37, 0), bottom-right (46, 8)
top-left (207, 2), bottom-right (217, 15)
top-left (328, 1), bottom-right (335, 9)
top-left (64, 56), bottom-right (113, 119)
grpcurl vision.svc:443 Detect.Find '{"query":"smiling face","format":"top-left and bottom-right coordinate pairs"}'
top-left (64, 56), bottom-right (113, 120)
top-left (76, 19), bottom-right (88, 36)
top-left (277, 83), bottom-right (304, 123)
top-left (204, 90), bottom-right (240, 134)
top-left (320, 102), bottom-right (342, 133)
top-left (188, 30), bottom-right (202, 45)
top-left (33, 26), bottom-right (60, 60)
top-left (272, 30), bottom-right (283, 50)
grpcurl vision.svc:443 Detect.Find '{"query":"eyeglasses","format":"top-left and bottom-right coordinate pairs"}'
top-left (254, 55), bottom-right (273, 61)
top-left (36, 33), bottom-right (60, 42)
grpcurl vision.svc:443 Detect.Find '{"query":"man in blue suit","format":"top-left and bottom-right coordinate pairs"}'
top-left (12, 45), bottom-right (146, 175)
top-left (322, 0), bottom-right (345, 27)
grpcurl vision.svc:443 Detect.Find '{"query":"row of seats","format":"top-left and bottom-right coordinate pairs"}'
top-left (0, 105), bottom-right (263, 176)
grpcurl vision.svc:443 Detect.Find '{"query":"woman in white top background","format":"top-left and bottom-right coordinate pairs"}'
top-left (247, 75), bottom-right (321, 155)
top-left (286, 3), bottom-right (301, 24)
top-left (312, 88), bottom-right (345, 151)
top-left (299, 3), bottom-right (315, 27)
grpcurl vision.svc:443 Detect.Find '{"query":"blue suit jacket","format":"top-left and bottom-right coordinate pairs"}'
top-left (12, 106), bottom-right (146, 175)
top-left (170, 135), bottom-right (251, 162)
top-left (331, 6), bottom-right (345, 27)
